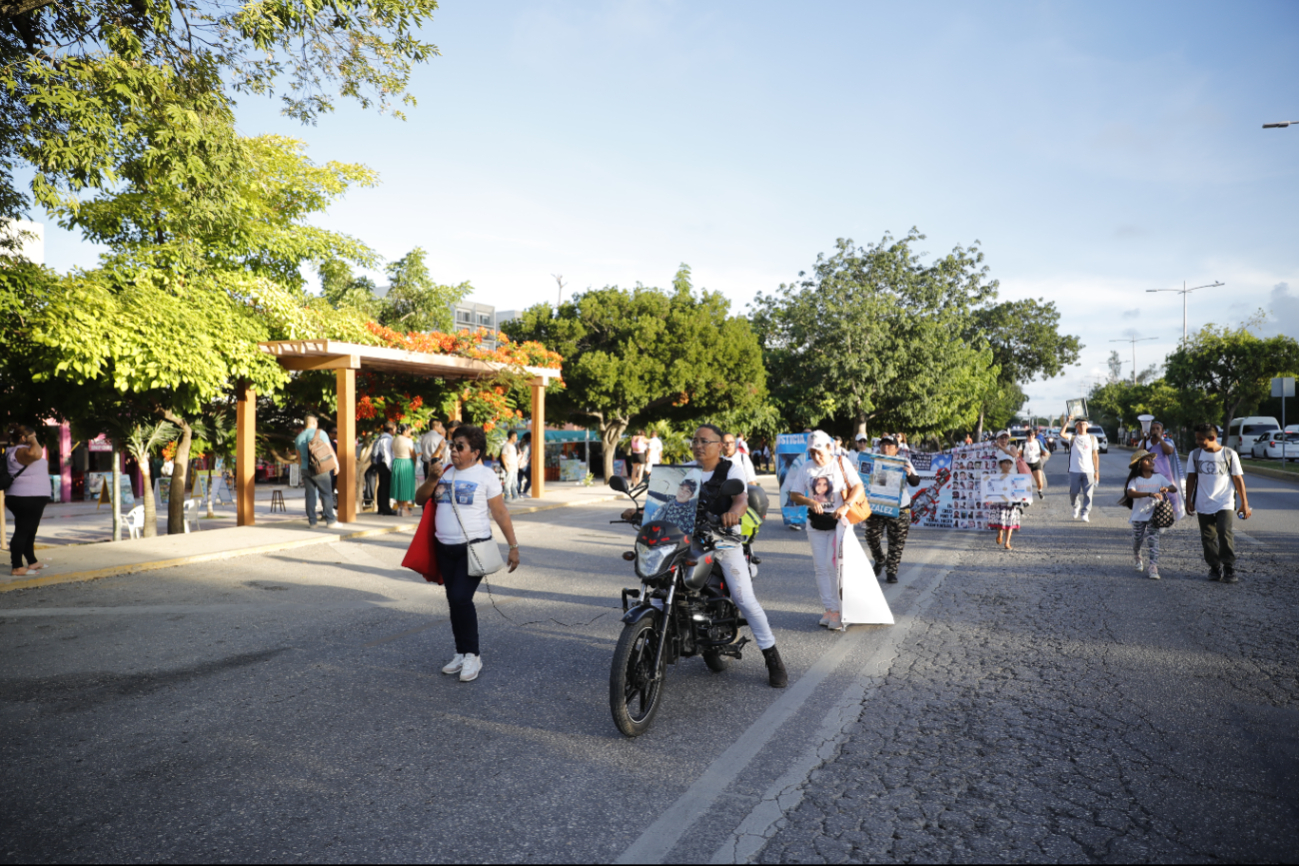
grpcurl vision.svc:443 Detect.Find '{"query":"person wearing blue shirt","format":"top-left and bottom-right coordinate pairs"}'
top-left (294, 415), bottom-right (337, 528)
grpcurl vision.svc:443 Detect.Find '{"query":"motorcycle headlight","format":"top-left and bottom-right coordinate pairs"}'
top-left (635, 541), bottom-right (675, 580)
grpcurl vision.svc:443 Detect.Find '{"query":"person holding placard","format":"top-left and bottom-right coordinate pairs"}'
top-left (863, 435), bottom-right (921, 584)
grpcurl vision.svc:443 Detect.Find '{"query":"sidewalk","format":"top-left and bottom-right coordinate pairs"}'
top-left (1, 482), bottom-right (620, 593)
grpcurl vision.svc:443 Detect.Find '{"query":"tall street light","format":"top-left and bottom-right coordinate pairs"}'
top-left (1263, 120), bottom-right (1297, 128)
top-left (1146, 281), bottom-right (1224, 345)
top-left (1111, 336), bottom-right (1158, 384)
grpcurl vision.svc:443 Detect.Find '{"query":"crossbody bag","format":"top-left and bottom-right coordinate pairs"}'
top-left (445, 470), bottom-right (505, 577)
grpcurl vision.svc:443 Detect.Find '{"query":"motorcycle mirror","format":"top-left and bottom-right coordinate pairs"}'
top-left (609, 476), bottom-right (630, 493)
top-left (621, 551), bottom-right (636, 561)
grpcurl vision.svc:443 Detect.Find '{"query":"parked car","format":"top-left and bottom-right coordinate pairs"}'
top-left (1226, 417), bottom-right (1281, 453)
top-left (1250, 431), bottom-right (1299, 461)
top-left (1088, 424), bottom-right (1108, 454)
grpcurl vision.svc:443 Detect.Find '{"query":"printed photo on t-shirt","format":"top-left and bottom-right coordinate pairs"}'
top-left (810, 475), bottom-right (834, 505)
top-left (434, 480), bottom-right (479, 505)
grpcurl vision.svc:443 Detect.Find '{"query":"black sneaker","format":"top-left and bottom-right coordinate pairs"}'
top-left (886, 573), bottom-right (898, 584)
top-left (1223, 567), bottom-right (1239, 584)
top-left (1208, 565), bottom-right (1223, 582)
top-left (874, 562), bottom-right (885, 580)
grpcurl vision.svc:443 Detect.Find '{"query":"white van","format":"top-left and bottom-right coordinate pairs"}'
top-left (1226, 417), bottom-right (1281, 452)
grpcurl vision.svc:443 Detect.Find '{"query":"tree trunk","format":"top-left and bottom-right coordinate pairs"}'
top-left (111, 448), bottom-right (122, 542)
top-left (139, 462), bottom-right (157, 537)
top-left (164, 411), bottom-right (193, 534)
top-left (855, 411), bottom-right (868, 441)
top-left (600, 417), bottom-right (629, 480)
top-left (975, 407), bottom-right (986, 442)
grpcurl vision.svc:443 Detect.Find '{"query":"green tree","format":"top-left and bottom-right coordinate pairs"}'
top-left (1, 0), bottom-right (439, 229)
top-left (378, 247), bottom-right (469, 333)
top-left (319, 259), bottom-right (382, 319)
top-left (752, 230), bottom-right (1000, 439)
top-left (1165, 323), bottom-right (1299, 434)
top-left (504, 266), bottom-right (767, 479)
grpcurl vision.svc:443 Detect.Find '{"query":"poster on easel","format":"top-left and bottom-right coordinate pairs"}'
top-left (213, 473), bottom-right (233, 505)
top-left (95, 474), bottom-right (135, 509)
top-left (154, 478), bottom-right (172, 505)
top-left (775, 433), bottom-right (809, 527)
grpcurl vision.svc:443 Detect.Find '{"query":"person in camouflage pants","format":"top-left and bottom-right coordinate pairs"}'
top-left (863, 435), bottom-right (921, 584)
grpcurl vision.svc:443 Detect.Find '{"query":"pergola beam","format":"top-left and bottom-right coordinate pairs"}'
top-left (279, 354), bottom-right (360, 371)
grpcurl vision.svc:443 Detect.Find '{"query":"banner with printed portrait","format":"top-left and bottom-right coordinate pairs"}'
top-left (854, 452), bottom-right (908, 518)
top-left (642, 465), bottom-right (703, 534)
top-left (775, 433), bottom-right (809, 527)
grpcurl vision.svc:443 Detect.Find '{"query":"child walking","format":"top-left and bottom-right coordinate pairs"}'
top-left (1124, 449), bottom-right (1175, 580)
top-left (987, 456), bottom-right (1023, 550)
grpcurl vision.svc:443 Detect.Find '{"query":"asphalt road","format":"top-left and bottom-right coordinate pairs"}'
top-left (1, 451), bottom-right (1295, 863)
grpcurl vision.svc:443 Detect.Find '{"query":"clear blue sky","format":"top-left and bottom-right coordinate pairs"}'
top-left (36, 0), bottom-right (1299, 419)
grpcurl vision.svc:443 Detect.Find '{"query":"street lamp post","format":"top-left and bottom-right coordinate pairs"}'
top-left (1145, 281), bottom-right (1224, 345)
top-left (1111, 336), bottom-right (1158, 384)
top-left (1263, 121), bottom-right (1298, 128)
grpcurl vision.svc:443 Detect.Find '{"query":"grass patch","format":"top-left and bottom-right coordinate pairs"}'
top-left (1240, 457), bottom-right (1299, 475)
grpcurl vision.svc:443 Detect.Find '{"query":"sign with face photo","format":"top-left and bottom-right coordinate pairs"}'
top-left (776, 433), bottom-right (809, 526)
top-left (856, 452), bottom-right (908, 518)
top-left (643, 465), bottom-right (703, 534)
top-left (981, 473), bottom-right (1035, 504)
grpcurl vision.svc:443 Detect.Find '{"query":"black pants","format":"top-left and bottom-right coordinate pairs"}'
top-left (375, 464), bottom-right (394, 514)
top-left (1197, 509), bottom-right (1236, 570)
top-left (6, 495), bottom-right (48, 570)
top-left (865, 508), bottom-right (911, 578)
top-left (520, 466), bottom-right (532, 495)
top-left (435, 541), bottom-right (483, 656)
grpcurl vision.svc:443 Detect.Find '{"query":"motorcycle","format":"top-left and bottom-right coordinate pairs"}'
top-left (606, 475), bottom-right (753, 737)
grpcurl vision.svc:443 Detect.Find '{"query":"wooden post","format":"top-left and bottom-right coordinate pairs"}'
top-left (449, 397), bottom-right (462, 422)
top-left (236, 381), bottom-right (256, 526)
top-left (531, 380), bottom-right (546, 499)
top-left (336, 368), bottom-right (356, 522)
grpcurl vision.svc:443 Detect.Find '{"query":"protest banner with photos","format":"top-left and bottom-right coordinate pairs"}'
top-left (775, 433), bottom-right (809, 527)
top-left (981, 473), bottom-right (1035, 504)
top-left (854, 452), bottom-right (908, 518)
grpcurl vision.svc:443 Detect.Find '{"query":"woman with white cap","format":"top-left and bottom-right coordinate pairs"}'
top-left (787, 430), bottom-right (866, 629)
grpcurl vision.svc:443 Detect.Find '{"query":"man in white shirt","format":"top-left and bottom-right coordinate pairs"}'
top-left (1185, 422), bottom-right (1251, 583)
top-left (721, 432), bottom-right (758, 484)
top-left (1059, 417), bottom-right (1099, 522)
top-left (499, 431), bottom-right (520, 501)
top-left (646, 433), bottom-right (664, 474)
top-left (417, 420), bottom-right (447, 481)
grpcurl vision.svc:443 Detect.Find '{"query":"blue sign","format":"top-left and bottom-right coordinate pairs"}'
top-left (775, 433), bottom-right (809, 527)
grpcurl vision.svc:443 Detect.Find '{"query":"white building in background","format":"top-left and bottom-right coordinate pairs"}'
top-left (0, 220), bottom-right (44, 265)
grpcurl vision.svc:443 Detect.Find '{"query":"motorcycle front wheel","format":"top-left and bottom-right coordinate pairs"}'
top-left (610, 615), bottom-right (667, 737)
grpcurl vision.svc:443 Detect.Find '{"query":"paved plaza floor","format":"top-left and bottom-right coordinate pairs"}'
top-left (1, 455), bottom-right (1296, 863)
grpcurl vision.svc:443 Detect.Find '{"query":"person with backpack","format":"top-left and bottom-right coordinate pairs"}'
top-left (1185, 422), bottom-right (1252, 583)
top-left (4, 424), bottom-right (50, 576)
top-left (1123, 449), bottom-right (1176, 580)
top-left (1059, 417), bottom-right (1100, 522)
top-left (294, 415), bottom-right (338, 528)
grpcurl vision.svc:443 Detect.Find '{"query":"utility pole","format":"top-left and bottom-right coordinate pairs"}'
top-left (1110, 336), bottom-right (1158, 384)
top-left (1145, 281), bottom-right (1224, 345)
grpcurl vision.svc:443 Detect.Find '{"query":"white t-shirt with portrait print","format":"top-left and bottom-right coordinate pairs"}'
top-left (790, 456), bottom-right (863, 512)
top-left (433, 463), bottom-right (504, 544)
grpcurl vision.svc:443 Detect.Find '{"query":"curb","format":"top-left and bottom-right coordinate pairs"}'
top-left (0, 493), bottom-right (623, 594)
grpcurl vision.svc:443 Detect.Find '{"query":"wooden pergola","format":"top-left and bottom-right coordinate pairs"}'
top-left (235, 340), bottom-right (561, 526)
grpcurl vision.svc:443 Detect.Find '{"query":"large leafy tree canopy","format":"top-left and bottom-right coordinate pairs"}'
top-left (1164, 322), bottom-right (1299, 429)
top-left (503, 266), bottom-right (767, 477)
top-left (752, 230), bottom-right (1002, 438)
top-left (0, 0), bottom-right (439, 227)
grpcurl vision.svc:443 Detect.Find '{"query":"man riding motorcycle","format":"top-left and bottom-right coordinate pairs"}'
top-left (688, 424), bottom-right (787, 688)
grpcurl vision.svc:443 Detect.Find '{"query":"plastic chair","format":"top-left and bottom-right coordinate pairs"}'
top-left (182, 498), bottom-right (202, 533)
top-left (125, 505), bottom-right (145, 540)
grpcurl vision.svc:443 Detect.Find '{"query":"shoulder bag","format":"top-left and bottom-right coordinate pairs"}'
top-left (836, 456), bottom-right (872, 524)
top-left (1151, 497), bottom-right (1175, 529)
top-left (401, 500), bottom-right (443, 585)
top-left (445, 469), bottom-right (505, 577)
top-left (0, 454), bottom-right (30, 493)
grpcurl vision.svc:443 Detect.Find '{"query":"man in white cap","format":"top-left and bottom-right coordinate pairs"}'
top-left (788, 430), bottom-right (866, 629)
top-left (854, 433), bottom-right (871, 453)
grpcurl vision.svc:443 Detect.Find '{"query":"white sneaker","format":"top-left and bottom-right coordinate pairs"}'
top-left (441, 654), bottom-right (465, 675)
top-left (325, 521), bottom-right (339, 529)
top-left (1072, 509), bottom-right (1081, 520)
top-left (1134, 555), bottom-right (1144, 571)
top-left (1081, 514), bottom-right (1090, 523)
top-left (459, 653), bottom-right (482, 682)
top-left (1147, 564), bottom-right (1161, 580)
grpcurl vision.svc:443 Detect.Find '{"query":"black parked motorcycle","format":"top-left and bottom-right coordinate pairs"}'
top-left (606, 475), bottom-right (751, 737)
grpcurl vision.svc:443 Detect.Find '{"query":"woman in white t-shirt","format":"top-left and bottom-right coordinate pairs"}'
top-left (1123, 449), bottom-right (1175, 580)
top-left (415, 424), bottom-right (520, 683)
top-left (787, 430), bottom-right (865, 630)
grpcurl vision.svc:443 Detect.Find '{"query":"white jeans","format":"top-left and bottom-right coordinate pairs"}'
top-left (807, 527), bottom-right (839, 612)
top-left (714, 544), bottom-right (775, 650)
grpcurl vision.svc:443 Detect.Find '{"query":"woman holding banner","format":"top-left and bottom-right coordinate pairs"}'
top-left (787, 431), bottom-right (865, 629)
top-left (1136, 419), bottom-right (1185, 522)
top-left (864, 435), bottom-right (921, 584)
